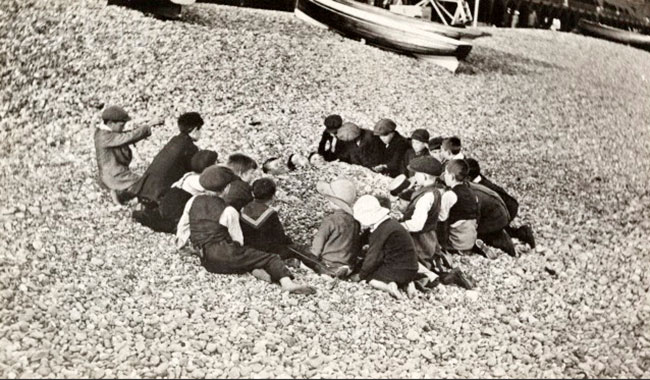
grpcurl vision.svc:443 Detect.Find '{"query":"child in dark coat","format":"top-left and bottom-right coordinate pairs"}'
top-left (466, 158), bottom-right (535, 248)
top-left (132, 150), bottom-right (218, 233)
top-left (372, 119), bottom-right (410, 178)
top-left (335, 122), bottom-right (383, 169)
top-left (401, 129), bottom-right (431, 177)
top-left (240, 178), bottom-right (334, 274)
top-left (175, 166), bottom-right (315, 294)
top-left (94, 105), bottom-right (163, 205)
top-left (469, 181), bottom-right (516, 257)
top-left (131, 112), bottom-right (203, 209)
top-left (317, 114), bottom-right (343, 162)
top-left (353, 195), bottom-right (420, 299)
top-left (223, 153), bottom-right (257, 212)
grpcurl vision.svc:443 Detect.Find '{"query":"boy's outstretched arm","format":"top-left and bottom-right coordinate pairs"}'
top-left (98, 125), bottom-right (152, 148)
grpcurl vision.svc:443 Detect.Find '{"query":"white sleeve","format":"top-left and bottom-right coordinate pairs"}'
top-left (438, 190), bottom-right (457, 222)
top-left (175, 196), bottom-right (196, 249)
top-left (219, 206), bottom-right (243, 245)
top-left (180, 174), bottom-right (205, 196)
top-left (401, 192), bottom-right (435, 232)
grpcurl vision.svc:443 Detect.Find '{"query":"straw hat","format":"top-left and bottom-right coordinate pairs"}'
top-left (316, 178), bottom-right (356, 215)
top-left (353, 195), bottom-right (390, 226)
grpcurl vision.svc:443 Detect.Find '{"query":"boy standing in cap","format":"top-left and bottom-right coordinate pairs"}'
top-left (94, 105), bottom-right (163, 205)
top-left (176, 166), bottom-right (315, 294)
top-left (352, 195), bottom-right (420, 299)
top-left (131, 112), bottom-right (204, 209)
top-left (317, 114), bottom-right (342, 162)
top-left (132, 149), bottom-right (218, 233)
top-left (401, 129), bottom-right (431, 177)
top-left (311, 178), bottom-right (362, 277)
top-left (372, 118), bottom-right (410, 178)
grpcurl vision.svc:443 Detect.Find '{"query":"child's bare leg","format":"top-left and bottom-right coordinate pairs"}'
top-left (369, 279), bottom-right (403, 299)
top-left (279, 277), bottom-right (316, 295)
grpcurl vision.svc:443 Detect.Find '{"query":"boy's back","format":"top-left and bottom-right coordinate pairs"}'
top-left (312, 210), bottom-right (361, 268)
top-left (240, 200), bottom-right (292, 250)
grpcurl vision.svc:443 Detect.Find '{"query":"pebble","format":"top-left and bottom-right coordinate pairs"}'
top-left (406, 329), bottom-right (419, 341)
top-left (69, 310), bottom-right (81, 321)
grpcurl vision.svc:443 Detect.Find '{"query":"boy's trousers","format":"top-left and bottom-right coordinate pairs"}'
top-left (200, 242), bottom-right (292, 282)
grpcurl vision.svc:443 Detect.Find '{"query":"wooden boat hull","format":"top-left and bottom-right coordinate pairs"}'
top-left (338, 0), bottom-right (489, 40)
top-left (577, 19), bottom-right (650, 50)
top-left (296, 0), bottom-right (472, 59)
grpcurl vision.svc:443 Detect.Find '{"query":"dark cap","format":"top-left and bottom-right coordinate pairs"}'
top-left (199, 166), bottom-right (236, 192)
top-left (411, 129), bottom-right (430, 143)
top-left (191, 150), bottom-right (219, 173)
top-left (373, 118), bottom-right (397, 136)
top-left (407, 156), bottom-right (443, 176)
top-left (102, 105), bottom-right (131, 122)
top-left (466, 158), bottom-right (481, 180)
top-left (428, 136), bottom-right (445, 151)
top-left (324, 114), bottom-right (343, 131)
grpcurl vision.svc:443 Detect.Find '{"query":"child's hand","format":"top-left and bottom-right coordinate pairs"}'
top-left (349, 274), bottom-right (361, 282)
top-left (372, 164), bottom-right (387, 172)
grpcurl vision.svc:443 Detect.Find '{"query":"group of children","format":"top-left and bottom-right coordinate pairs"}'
top-left (94, 106), bottom-right (535, 299)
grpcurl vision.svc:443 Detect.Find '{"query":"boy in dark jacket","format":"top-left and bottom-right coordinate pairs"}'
top-left (469, 182), bottom-right (516, 257)
top-left (317, 114), bottom-right (343, 162)
top-left (402, 129), bottom-right (431, 177)
top-left (223, 153), bottom-right (257, 212)
top-left (131, 112), bottom-right (203, 209)
top-left (132, 150), bottom-right (218, 233)
top-left (176, 166), bottom-right (315, 294)
top-left (94, 105), bottom-right (163, 205)
top-left (466, 158), bottom-right (535, 248)
top-left (372, 119), bottom-right (410, 178)
top-left (353, 195), bottom-right (420, 299)
top-left (335, 122), bottom-right (383, 168)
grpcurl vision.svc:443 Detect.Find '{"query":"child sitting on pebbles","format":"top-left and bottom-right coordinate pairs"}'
top-left (133, 149), bottom-right (218, 233)
top-left (352, 195), bottom-right (420, 299)
top-left (311, 178), bottom-right (362, 278)
top-left (130, 112), bottom-right (203, 211)
top-left (94, 105), bottom-right (164, 205)
top-left (223, 153), bottom-right (258, 212)
top-left (240, 177), bottom-right (331, 274)
top-left (317, 114), bottom-right (343, 162)
top-left (439, 159), bottom-right (480, 254)
top-left (176, 166), bottom-right (315, 295)
top-left (401, 129), bottom-right (431, 177)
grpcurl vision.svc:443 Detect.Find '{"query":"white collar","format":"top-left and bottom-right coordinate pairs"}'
top-left (472, 175), bottom-right (482, 183)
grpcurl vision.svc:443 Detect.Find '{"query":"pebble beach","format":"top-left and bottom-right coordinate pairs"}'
top-left (1, 0), bottom-right (649, 377)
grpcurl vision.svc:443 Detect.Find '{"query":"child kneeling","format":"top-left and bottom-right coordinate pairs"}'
top-left (176, 166), bottom-right (315, 294)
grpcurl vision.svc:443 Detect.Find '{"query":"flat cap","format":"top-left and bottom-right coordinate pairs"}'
top-left (407, 156), bottom-right (443, 176)
top-left (199, 166), bottom-right (236, 192)
top-left (373, 118), bottom-right (396, 136)
top-left (336, 122), bottom-right (361, 142)
top-left (101, 105), bottom-right (131, 122)
top-left (411, 129), bottom-right (430, 143)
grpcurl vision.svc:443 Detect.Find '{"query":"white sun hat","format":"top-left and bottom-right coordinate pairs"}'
top-left (353, 195), bottom-right (389, 227)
